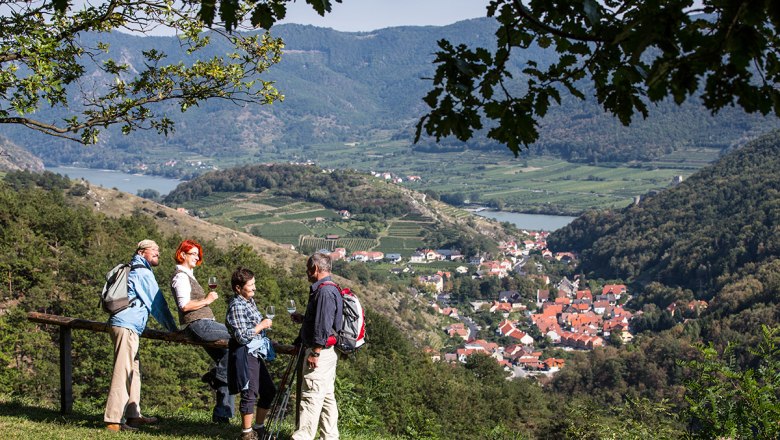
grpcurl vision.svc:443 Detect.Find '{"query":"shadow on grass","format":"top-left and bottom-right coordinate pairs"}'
top-left (0, 400), bottom-right (292, 439)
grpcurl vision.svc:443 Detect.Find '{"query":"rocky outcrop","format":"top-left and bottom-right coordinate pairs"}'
top-left (0, 137), bottom-right (44, 172)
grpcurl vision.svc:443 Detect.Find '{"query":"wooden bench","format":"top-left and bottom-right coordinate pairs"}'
top-left (27, 311), bottom-right (296, 414)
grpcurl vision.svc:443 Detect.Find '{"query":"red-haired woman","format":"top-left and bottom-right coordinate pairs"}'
top-left (170, 239), bottom-right (234, 424)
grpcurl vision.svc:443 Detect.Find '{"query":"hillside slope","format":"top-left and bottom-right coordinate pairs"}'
top-left (548, 130), bottom-right (780, 333)
top-left (64, 183), bottom-right (429, 325)
top-left (162, 163), bottom-right (514, 246)
top-left (0, 136), bottom-right (43, 172)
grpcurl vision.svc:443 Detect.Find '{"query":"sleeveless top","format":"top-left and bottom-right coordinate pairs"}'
top-left (171, 268), bottom-right (215, 325)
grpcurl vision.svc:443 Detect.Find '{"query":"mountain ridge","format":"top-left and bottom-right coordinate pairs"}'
top-left (4, 18), bottom-right (778, 173)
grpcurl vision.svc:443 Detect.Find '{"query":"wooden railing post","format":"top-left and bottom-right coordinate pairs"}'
top-left (27, 311), bottom-right (297, 413)
top-left (59, 326), bottom-right (73, 414)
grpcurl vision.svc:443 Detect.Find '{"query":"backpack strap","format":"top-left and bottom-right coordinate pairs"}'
top-left (317, 280), bottom-right (339, 290)
top-left (127, 263), bottom-right (148, 306)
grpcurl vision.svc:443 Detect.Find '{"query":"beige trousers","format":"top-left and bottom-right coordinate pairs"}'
top-left (104, 326), bottom-right (142, 423)
top-left (292, 347), bottom-right (339, 440)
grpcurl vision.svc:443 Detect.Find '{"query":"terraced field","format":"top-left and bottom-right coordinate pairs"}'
top-left (181, 189), bottom-right (442, 257)
top-left (299, 236), bottom-right (379, 252)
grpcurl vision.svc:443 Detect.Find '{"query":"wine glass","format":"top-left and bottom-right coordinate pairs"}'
top-left (265, 306), bottom-right (276, 320)
top-left (208, 276), bottom-right (218, 291)
top-left (287, 300), bottom-right (296, 314)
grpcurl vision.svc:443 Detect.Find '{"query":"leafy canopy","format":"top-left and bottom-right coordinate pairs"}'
top-left (414, 0), bottom-right (780, 156)
top-left (1, 0), bottom-right (287, 144)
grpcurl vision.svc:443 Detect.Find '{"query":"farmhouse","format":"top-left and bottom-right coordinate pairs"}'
top-left (418, 274), bottom-right (444, 293)
top-left (352, 251), bottom-right (384, 262)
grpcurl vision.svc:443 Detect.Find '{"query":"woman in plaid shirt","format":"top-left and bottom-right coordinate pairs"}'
top-left (226, 267), bottom-right (276, 440)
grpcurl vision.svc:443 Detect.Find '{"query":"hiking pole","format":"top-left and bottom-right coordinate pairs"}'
top-left (269, 345), bottom-right (302, 439)
top-left (262, 345), bottom-right (302, 440)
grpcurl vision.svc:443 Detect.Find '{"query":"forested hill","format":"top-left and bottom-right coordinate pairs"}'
top-left (5, 19), bottom-right (778, 171)
top-left (164, 163), bottom-right (409, 216)
top-left (548, 130), bottom-right (780, 314)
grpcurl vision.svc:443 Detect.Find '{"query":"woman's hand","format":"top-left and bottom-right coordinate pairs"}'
top-left (255, 318), bottom-right (272, 333)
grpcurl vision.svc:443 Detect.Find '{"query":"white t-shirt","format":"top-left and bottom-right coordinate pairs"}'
top-left (171, 264), bottom-right (194, 310)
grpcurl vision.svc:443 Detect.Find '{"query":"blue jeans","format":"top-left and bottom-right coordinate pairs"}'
top-left (187, 319), bottom-right (234, 419)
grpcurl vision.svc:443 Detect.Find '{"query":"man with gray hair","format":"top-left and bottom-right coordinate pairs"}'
top-left (104, 239), bottom-right (178, 432)
top-left (292, 252), bottom-right (343, 440)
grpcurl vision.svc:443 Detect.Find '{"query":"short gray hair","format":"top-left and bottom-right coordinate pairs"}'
top-left (308, 252), bottom-right (332, 273)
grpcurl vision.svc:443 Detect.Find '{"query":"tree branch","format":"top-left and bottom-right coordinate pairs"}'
top-left (510, 0), bottom-right (607, 43)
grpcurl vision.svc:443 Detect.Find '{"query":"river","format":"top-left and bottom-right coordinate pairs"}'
top-left (47, 166), bottom-right (182, 196)
top-left (475, 210), bottom-right (576, 231)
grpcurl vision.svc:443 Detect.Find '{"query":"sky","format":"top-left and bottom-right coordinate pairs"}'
top-left (277, 0), bottom-right (492, 32)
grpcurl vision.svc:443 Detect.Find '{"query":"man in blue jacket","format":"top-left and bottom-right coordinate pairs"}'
top-left (104, 239), bottom-right (178, 432)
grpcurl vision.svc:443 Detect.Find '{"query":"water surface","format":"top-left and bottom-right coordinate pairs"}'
top-left (48, 166), bottom-right (182, 196)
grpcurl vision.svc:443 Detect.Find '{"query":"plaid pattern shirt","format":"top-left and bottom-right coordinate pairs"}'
top-left (226, 295), bottom-right (266, 346)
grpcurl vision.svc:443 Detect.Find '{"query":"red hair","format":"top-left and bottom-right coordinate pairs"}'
top-left (174, 239), bottom-right (203, 266)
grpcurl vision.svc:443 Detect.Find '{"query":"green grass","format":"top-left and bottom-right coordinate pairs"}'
top-left (254, 222), bottom-right (311, 237)
top-left (0, 396), bottom-right (396, 440)
top-left (308, 224), bottom-right (351, 236)
top-left (286, 142), bottom-right (717, 215)
top-left (257, 196), bottom-right (297, 208)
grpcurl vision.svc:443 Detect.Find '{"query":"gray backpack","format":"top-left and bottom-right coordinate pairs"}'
top-left (100, 263), bottom-right (146, 314)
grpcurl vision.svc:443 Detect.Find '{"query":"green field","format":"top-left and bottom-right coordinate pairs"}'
top-left (261, 141), bottom-right (720, 215)
top-left (183, 190), bottom-right (440, 257)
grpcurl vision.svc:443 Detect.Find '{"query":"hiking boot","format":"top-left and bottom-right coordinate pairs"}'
top-left (239, 430), bottom-right (258, 440)
top-left (106, 422), bottom-right (138, 432)
top-left (125, 415), bottom-right (158, 427)
top-left (253, 425), bottom-right (265, 439)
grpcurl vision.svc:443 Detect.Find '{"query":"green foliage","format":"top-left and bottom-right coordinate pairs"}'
top-left (681, 325), bottom-right (780, 439)
top-left (1, 0), bottom-right (284, 143)
top-left (540, 396), bottom-right (682, 439)
top-left (415, 0), bottom-right (780, 155)
top-left (164, 164), bottom-right (410, 217)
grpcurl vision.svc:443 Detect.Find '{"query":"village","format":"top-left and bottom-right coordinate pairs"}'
top-left (316, 229), bottom-right (709, 380)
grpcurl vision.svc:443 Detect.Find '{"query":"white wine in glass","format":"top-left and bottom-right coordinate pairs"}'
top-left (208, 276), bottom-right (218, 290)
top-left (287, 300), bottom-right (296, 314)
top-left (265, 306), bottom-right (276, 320)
